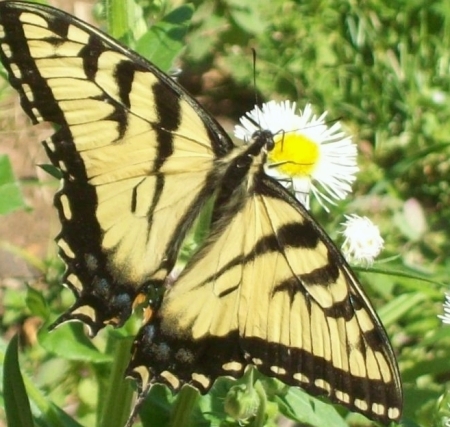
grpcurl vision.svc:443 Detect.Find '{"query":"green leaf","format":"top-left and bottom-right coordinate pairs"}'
top-left (277, 387), bottom-right (348, 427)
top-left (25, 285), bottom-right (49, 321)
top-left (1, 337), bottom-right (82, 427)
top-left (2, 287), bottom-right (28, 325)
top-left (402, 355), bottom-right (450, 382)
top-left (46, 404), bottom-right (85, 427)
top-left (3, 335), bottom-right (34, 427)
top-left (138, 385), bottom-right (176, 427)
top-left (135, 5), bottom-right (194, 71)
top-left (38, 163), bottom-right (62, 180)
top-left (0, 155), bottom-right (26, 215)
top-left (105, 0), bottom-right (135, 41)
top-left (103, 0), bottom-right (147, 47)
top-left (39, 323), bottom-right (112, 363)
top-left (185, 14), bottom-right (226, 62)
top-left (226, 0), bottom-right (267, 35)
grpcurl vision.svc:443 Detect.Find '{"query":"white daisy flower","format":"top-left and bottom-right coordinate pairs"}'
top-left (341, 214), bottom-right (384, 266)
top-left (438, 293), bottom-right (450, 325)
top-left (234, 100), bottom-right (358, 210)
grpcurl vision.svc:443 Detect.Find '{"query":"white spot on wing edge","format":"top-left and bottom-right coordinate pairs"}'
top-left (130, 365), bottom-right (150, 390)
top-left (66, 273), bottom-right (83, 291)
top-left (191, 373), bottom-right (210, 390)
top-left (58, 160), bottom-right (68, 172)
top-left (314, 378), bottom-right (331, 392)
top-left (335, 390), bottom-right (350, 404)
top-left (58, 194), bottom-right (72, 220)
top-left (372, 402), bottom-right (386, 416)
top-left (58, 238), bottom-right (75, 258)
top-left (0, 42), bottom-right (12, 58)
top-left (161, 371), bottom-right (181, 390)
top-left (22, 83), bottom-right (34, 102)
top-left (31, 107), bottom-right (42, 122)
top-left (354, 398), bottom-right (368, 411)
top-left (270, 365), bottom-right (287, 375)
top-left (222, 361), bottom-right (243, 372)
top-left (388, 407), bottom-right (401, 420)
top-left (293, 372), bottom-right (310, 384)
top-left (10, 63), bottom-right (22, 79)
top-left (44, 137), bottom-right (55, 152)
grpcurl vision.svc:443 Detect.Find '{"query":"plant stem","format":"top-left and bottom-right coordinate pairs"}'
top-left (168, 386), bottom-right (199, 427)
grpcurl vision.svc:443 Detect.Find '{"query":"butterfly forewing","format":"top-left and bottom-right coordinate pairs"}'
top-left (0, 1), bottom-right (232, 334)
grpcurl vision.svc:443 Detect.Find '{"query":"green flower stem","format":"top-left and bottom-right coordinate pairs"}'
top-left (99, 333), bottom-right (134, 427)
top-left (103, 0), bottom-right (133, 44)
top-left (253, 381), bottom-right (267, 427)
top-left (168, 386), bottom-right (199, 427)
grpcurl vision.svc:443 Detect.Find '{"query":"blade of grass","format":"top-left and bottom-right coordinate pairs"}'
top-left (4, 334), bottom-right (34, 427)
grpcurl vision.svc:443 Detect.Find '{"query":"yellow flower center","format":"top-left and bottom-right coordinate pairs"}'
top-left (268, 133), bottom-right (320, 177)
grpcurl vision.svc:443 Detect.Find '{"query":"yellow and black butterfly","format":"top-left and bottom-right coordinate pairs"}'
top-left (0, 1), bottom-right (402, 424)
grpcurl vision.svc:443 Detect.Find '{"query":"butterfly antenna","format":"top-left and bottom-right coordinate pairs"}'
top-left (251, 48), bottom-right (263, 131)
top-left (251, 48), bottom-right (260, 108)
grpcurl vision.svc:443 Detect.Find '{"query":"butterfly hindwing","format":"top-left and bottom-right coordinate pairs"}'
top-left (0, 1), bottom-right (233, 334)
top-left (127, 148), bottom-right (402, 423)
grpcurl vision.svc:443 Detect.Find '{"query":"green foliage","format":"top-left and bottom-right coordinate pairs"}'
top-left (184, 0), bottom-right (450, 223)
top-left (96, 0), bottom-right (194, 71)
top-left (135, 5), bottom-right (194, 71)
top-left (1, 0), bottom-right (450, 426)
top-left (0, 155), bottom-right (26, 215)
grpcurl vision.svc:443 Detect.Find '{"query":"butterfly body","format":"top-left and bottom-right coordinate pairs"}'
top-left (0, 2), bottom-right (402, 423)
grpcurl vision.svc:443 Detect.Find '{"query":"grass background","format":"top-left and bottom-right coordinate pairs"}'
top-left (1, 0), bottom-right (450, 426)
